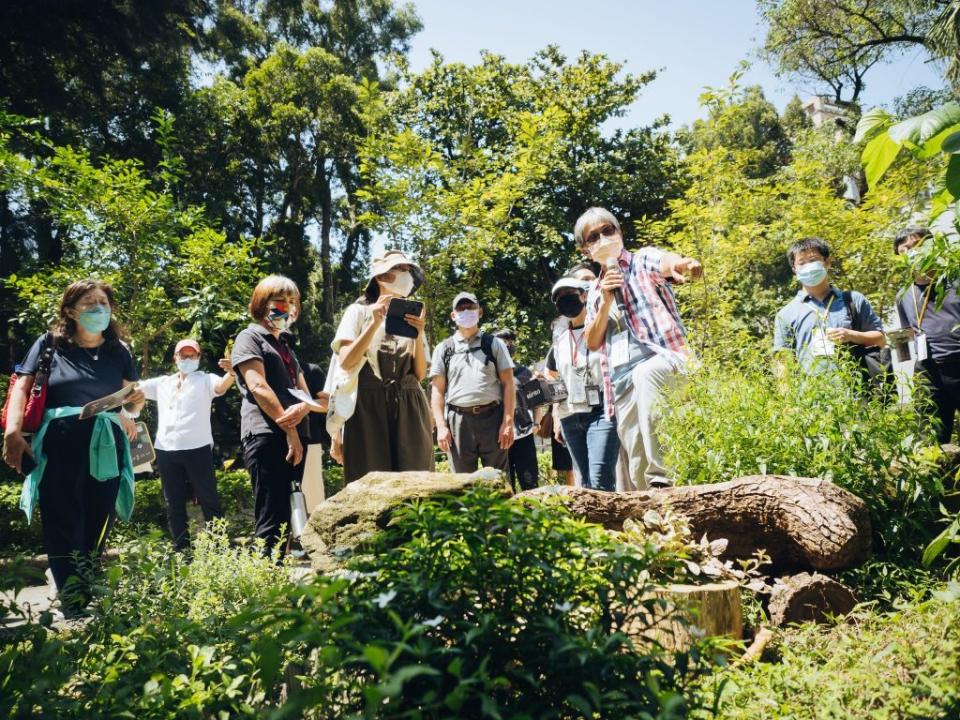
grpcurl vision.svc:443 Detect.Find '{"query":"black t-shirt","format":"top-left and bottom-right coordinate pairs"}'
top-left (19, 333), bottom-right (139, 409)
top-left (897, 283), bottom-right (960, 361)
top-left (545, 347), bottom-right (557, 373)
top-left (231, 324), bottom-right (306, 439)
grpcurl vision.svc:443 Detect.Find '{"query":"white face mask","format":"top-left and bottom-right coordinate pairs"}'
top-left (381, 270), bottom-right (414, 298)
top-left (589, 234), bottom-right (624, 264)
top-left (454, 309), bottom-right (480, 329)
top-left (176, 358), bottom-right (200, 374)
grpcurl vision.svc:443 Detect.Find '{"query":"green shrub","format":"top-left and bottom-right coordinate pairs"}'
top-left (713, 583), bottom-right (960, 719)
top-left (250, 487), bottom-right (725, 718)
top-left (659, 351), bottom-right (944, 557)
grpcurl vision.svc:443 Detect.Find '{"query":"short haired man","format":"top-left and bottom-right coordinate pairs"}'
top-left (894, 227), bottom-right (960, 443)
top-left (140, 339), bottom-right (235, 550)
top-left (578, 206), bottom-right (703, 489)
top-left (773, 237), bottom-right (884, 370)
top-left (430, 292), bottom-right (516, 473)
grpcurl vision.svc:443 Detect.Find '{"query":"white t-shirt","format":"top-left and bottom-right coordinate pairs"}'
top-left (140, 372), bottom-right (226, 451)
top-left (332, 302), bottom-right (427, 379)
top-left (551, 324), bottom-right (604, 419)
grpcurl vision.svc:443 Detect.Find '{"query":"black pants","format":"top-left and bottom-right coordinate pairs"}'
top-left (156, 446), bottom-right (223, 550)
top-left (241, 433), bottom-right (303, 556)
top-left (508, 433), bottom-right (539, 492)
top-left (918, 356), bottom-right (960, 443)
top-left (39, 417), bottom-right (121, 612)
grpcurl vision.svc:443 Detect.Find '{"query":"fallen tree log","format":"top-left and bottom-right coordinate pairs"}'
top-left (520, 476), bottom-right (871, 571)
top-left (768, 572), bottom-right (858, 626)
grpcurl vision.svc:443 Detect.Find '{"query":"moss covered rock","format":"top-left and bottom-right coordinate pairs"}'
top-left (301, 469), bottom-right (510, 573)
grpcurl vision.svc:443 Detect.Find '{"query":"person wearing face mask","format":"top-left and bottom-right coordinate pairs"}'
top-left (894, 227), bottom-right (960, 442)
top-left (231, 275), bottom-right (328, 556)
top-left (138, 339), bottom-right (235, 550)
top-left (578, 207), bottom-right (702, 490)
top-left (430, 292), bottom-right (516, 474)
top-left (331, 250), bottom-right (433, 483)
top-left (546, 267), bottom-right (621, 491)
top-left (2, 279), bottom-right (144, 617)
top-left (773, 237), bottom-right (884, 372)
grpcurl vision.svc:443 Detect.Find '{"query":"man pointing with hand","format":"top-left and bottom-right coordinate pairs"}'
top-left (577, 207), bottom-right (702, 490)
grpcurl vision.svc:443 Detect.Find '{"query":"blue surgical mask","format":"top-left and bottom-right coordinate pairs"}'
top-left (77, 305), bottom-right (112, 333)
top-left (796, 261), bottom-right (828, 287)
top-left (176, 358), bottom-right (200, 374)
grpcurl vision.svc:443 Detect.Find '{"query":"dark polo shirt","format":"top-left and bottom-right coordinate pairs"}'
top-left (231, 323), bottom-right (306, 439)
top-left (896, 282), bottom-right (960, 362)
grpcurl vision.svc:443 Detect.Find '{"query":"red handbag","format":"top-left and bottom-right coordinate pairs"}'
top-left (2, 335), bottom-right (55, 434)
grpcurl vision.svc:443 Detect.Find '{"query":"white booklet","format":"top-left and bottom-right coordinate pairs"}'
top-left (78, 384), bottom-right (138, 420)
top-left (288, 387), bottom-right (326, 411)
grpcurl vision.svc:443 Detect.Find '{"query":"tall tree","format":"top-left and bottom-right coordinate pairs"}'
top-left (758, 0), bottom-right (942, 104)
top-left (359, 48), bottom-right (684, 359)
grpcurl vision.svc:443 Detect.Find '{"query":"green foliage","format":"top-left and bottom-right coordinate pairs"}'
top-left (1, 489), bottom-right (725, 718)
top-left (714, 583), bottom-right (960, 719)
top-left (659, 350), bottom-right (944, 557)
top-left (359, 47), bottom-right (684, 356)
top-left (1, 123), bottom-right (265, 373)
top-left (249, 487), bottom-right (724, 718)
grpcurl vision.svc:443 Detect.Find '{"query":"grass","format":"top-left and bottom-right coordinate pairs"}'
top-left (715, 582), bottom-right (960, 719)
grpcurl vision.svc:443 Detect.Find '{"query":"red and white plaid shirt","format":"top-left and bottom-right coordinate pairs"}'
top-left (585, 247), bottom-right (690, 418)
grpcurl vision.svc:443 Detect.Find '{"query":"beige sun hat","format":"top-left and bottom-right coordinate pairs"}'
top-left (365, 249), bottom-right (425, 297)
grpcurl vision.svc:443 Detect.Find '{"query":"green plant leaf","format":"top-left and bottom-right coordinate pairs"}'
top-left (888, 102), bottom-right (960, 147)
top-left (945, 154), bottom-right (960, 198)
top-left (943, 131), bottom-right (960, 154)
top-left (921, 517), bottom-right (960, 567)
top-left (862, 132), bottom-right (902, 188)
top-left (853, 107), bottom-right (894, 144)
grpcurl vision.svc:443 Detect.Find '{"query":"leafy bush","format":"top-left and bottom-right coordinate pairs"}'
top-left (713, 582), bottom-right (960, 719)
top-left (660, 351), bottom-right (944, 557)
top-left (2, 488), bottom-right (727, 718)
top-left (250, 487), bottom-right (725, 718)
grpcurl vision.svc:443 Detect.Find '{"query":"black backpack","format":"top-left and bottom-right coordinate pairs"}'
top-left (841, 291), bottom-right (895, 396)
top-left (440, 332), bottom-right (496, 376)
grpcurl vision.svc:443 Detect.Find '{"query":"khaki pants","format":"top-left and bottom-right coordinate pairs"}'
top-left (447, 405), bottom-right (509, 474)
top-left (614, 353), bottom-right (685, 489)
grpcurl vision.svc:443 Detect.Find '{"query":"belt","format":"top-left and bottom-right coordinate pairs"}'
top-left (449, 401), bottom-right (501, 415)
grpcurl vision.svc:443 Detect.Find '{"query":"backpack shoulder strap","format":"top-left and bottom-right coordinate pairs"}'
top-left (441, 337), bottom-right (456, 377)
top-left (841, 290), bottom-right (860, 330)
top-left (479, 332), bottom-right (496, 367)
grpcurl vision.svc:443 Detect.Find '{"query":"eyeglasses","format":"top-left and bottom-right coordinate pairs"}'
top-left (582, 223), bottom-right (618, 247)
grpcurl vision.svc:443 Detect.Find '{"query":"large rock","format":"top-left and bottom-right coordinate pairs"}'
top-left (521, 476), bottom-right (872, 571)
top-left (301, 469), bottom-right (510, 573)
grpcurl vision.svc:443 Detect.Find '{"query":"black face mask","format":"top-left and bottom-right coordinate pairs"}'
top-left (556, 294), bottom-right (585, 318)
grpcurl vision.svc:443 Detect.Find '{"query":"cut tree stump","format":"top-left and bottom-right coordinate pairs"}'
top-left (520, 475), bottom-right (871, 571)
top-left (768, 572), bottom-right (858, 626)
top-left (646, 581), bottom-right (743, 651)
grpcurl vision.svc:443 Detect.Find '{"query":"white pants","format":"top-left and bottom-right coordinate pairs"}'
top-left (614, 353), bottom-right (685, 490)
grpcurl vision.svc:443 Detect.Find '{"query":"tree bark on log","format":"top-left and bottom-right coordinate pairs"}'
top-left (520, 476), bottom-right (871, 571)
top-left (768, 572), bottom-right (858, 626)
top-left (649, 581), bottom-right (743, 651)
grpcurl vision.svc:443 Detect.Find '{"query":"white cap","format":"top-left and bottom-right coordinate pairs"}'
top-left (550, 277), bottom-right (590, 301)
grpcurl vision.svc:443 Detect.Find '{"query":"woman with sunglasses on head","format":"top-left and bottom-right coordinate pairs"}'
top-left (2, 279), bottom-right (144, 617)
top-left (231, 275), bottom-right (327, 556)
top-left (331, 250), bottom-right (433, 483)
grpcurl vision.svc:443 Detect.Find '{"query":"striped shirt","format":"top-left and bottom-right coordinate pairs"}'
top-left (585, 247), bottom-right (690, 417)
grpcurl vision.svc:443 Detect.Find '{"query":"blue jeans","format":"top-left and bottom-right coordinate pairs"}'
top-left (559, 409), bottom-right (620, 491)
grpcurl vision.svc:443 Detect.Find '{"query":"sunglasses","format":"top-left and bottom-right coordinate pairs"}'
top-left (582, 223), bottom-right (618, 247)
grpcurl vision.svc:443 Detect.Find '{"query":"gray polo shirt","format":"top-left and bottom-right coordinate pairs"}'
top-left (429, 331), bottom-right (514, 407)
top-left (896, 282), bottom-right (960, 361)
top-left (231, 324), bottom-right (306, 439)
top-left (773, 286), bottom-right (881, 368)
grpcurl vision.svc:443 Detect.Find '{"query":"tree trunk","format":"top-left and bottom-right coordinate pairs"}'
top-left (520, 476), bottom-right (872, 571)
top-left (318, 160), bottom-right (334, 323)
top-left (767, 572), bottom-right (858, 626)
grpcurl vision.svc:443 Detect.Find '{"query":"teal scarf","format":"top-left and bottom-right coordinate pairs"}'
top-left (19, 406), bottom-right (135, 523)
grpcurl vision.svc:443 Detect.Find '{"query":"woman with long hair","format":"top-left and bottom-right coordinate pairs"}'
top-left (2, 279), bottom-right (144, 616)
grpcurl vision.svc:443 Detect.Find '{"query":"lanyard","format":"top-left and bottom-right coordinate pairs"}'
top-left (567, 326), bottom-right (587, 366)
top-left (911, 284), bottom-right (933, 328)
